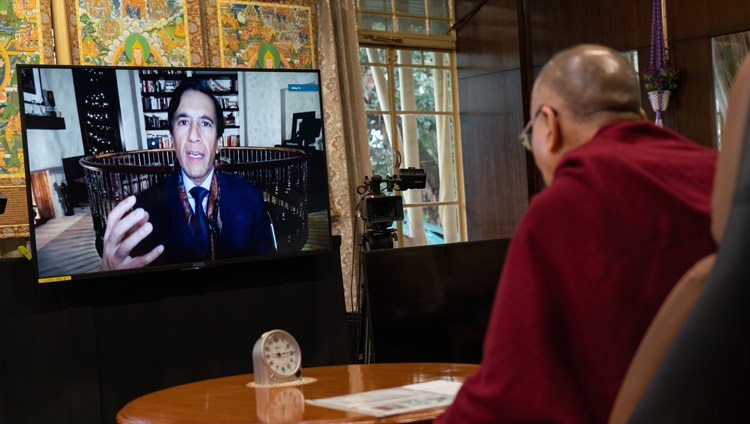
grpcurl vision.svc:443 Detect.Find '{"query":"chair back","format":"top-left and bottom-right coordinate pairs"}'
top-left (608, 53), bottom-right (750, 423)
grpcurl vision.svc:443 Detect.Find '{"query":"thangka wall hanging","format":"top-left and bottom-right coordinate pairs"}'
top-left (63, 0), bottom-right (207, 66)
top-left (203, 0), bottom-right (317, 69)
top-left (0, 0), bottom-right (55, 240)
top-left (0, 0), bottom-right (55, 177)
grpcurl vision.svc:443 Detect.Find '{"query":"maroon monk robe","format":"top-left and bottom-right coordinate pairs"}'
top-left (435, 121), bottom-right (717, 424)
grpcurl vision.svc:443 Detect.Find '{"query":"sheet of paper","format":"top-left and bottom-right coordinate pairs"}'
top-left (305, 380), bottom-right (463, 417)
top-left (402, 380), bottom-right (463, 396)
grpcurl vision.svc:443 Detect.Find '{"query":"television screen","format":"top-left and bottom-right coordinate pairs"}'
top-left (17, 64), bottom-right (332, 284)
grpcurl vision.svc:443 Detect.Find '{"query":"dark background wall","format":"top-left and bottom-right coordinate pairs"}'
top-left (456, 0), bottom-right (749, 241)
top-left (0, 246), bottom-right (350, 424)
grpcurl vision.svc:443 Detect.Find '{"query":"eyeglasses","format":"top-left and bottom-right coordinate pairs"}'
top-left (519, 106), bottom-right (543, 152)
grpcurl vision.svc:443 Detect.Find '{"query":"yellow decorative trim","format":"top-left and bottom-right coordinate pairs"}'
top-left (52, 0), bottom-right (72, 64)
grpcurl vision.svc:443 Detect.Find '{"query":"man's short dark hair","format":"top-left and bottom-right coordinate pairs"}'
top-left (167, 77), bottom-right (225, 138)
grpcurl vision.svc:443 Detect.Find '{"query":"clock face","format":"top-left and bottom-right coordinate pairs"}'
top-left (261, 330), bottom-right (301, 377)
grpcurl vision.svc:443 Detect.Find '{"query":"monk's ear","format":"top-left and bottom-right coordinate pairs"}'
top-left (541, 106), bottom-right (563, 153)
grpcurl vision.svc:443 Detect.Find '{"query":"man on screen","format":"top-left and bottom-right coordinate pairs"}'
top-left (101, 77), bottom-right (275, 271)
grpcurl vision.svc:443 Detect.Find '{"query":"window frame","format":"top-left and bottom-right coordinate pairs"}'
top-left (357, 0), bottom-right (466, 248)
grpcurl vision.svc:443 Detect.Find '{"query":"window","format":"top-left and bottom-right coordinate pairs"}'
top-left (711, 31), bottom-right (750, 150)
top-left (357, 0), bottom-right (465, 247)
top-left (358, 0), bottom-right (453, 45)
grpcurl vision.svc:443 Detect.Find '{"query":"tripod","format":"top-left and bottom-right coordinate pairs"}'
top-left (354, 227), bottom-right (397, 363)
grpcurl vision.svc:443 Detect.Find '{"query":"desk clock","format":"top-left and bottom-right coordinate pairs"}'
top-left (252, 329), bottom-right (302, 385)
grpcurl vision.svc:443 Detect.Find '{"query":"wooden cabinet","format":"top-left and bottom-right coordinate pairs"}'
top-left (138, 70), bottom-right (241, 149)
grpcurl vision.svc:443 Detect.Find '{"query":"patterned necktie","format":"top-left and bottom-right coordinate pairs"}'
top-left (189, 186), bottom-right (210, 257)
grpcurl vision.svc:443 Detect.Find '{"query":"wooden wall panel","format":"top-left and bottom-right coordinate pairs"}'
top-left (458, 70), bottom-right (527, 240)
top-left (455, 0), bottom-right (520, 77)
top-left (667, 0), bottom-right (750, 41)
top-left (455, 0), bottom-right (750, 242)
top-left (526, 0), bottom-right (652, 68)
top-left (521, 0), bottom-right (750, 148)
top-left (524, 0), bottom-right (573, 66)
top-left (456, 0), bottom-right (528, 241)
top-left (587, 2), bottom-right (648, 49)
top-left (648, 38), bottom-right (716, 147)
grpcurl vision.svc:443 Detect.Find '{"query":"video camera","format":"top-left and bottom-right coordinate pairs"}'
top-left (357, 167), bottom-right (426, 250)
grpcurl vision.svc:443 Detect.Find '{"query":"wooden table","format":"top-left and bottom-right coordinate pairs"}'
top-left (116, 362), bottom-right (478, 424)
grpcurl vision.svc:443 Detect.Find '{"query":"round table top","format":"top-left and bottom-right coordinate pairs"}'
top-left (116, 362), bottom-right (478, 424)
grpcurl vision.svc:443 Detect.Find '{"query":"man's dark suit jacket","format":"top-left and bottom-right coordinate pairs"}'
top-left (133, 171), bottom-right (274, 267)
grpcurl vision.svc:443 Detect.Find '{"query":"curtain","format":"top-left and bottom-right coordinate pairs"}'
top-left (317, 0), bottom-right (371, 312)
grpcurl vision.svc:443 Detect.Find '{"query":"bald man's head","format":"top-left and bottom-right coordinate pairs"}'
top-left (533, 44), bottom-right (642, 122)
top-left (526, 44), bottom-right (646, 186)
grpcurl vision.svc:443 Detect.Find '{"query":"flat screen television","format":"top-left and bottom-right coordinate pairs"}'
top-left (17, 64), bottom-right (332, 284)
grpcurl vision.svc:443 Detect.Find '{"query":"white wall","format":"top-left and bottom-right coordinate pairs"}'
top-left (241, 71), bottom-right (323, 148)
top-left (26, 68), bottom-right (84, 218)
